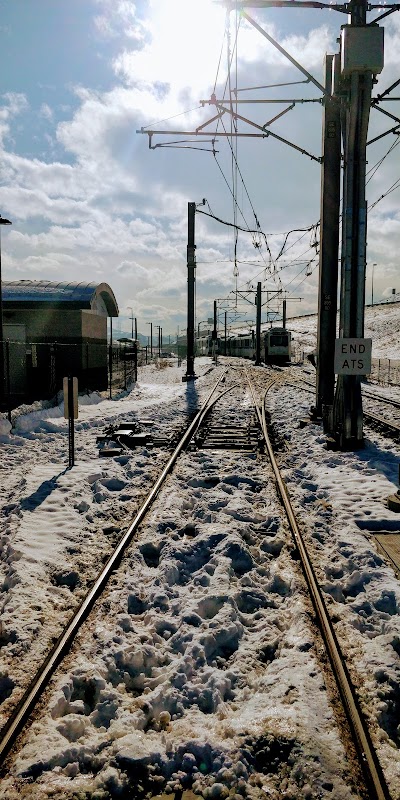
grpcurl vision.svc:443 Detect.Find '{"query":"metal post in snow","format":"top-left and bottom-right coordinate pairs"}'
top-left (185, 201), bottom-right (196, 379)
top-left (5, 339), bottom-right (11, 423)
top-left (255, 282), bottom-right (262, 365)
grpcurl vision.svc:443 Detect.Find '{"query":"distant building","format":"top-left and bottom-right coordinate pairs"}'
top-left (3, 280), bottom-right (118, 402)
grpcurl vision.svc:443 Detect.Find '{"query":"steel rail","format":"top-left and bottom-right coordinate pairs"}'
top-left (363, 410), bottom-right (400, 435)
top-left (289, 379), bottom-right (400, 433)
top-left (246, 373), bottom-right (391, 800)
top-left (363, 390), bottom-right (400, 409)
top-left (0, 370), bottom-right (231, 768)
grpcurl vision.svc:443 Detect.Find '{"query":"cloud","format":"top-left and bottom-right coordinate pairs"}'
top-left (0, 92), bottom-right (29, 146)
top-left (93, 0), bottom-right (150, 45)
top-left (39, 103), bottom-right (54, 122)
top-left (0, 3), bottom-right (399, 332)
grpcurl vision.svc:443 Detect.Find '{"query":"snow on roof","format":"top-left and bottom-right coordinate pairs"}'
top-left (3, 280), bottom-right (119, 317)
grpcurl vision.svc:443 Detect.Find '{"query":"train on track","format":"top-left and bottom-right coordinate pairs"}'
top-left (197, 327), bottom-right (292, 365)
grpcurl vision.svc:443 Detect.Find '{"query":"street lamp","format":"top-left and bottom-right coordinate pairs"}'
top-left (0, 216), bottom-right (12, 401)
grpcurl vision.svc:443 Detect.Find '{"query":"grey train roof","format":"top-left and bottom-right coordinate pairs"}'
top-left (3, 281), bottom-right (119, 316)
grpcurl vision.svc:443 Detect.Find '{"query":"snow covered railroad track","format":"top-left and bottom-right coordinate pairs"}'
top-left (289, 377), bottom-right (400, 442)
top-left (0, 370), bottom-right (232, 771)
top-left (257, 377), bottom-right (391, 800)
top-left (0, 366), bottom-right (394, 800)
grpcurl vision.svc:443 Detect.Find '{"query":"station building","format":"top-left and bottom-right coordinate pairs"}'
top-left (3, 280), bottom-right (119, 403)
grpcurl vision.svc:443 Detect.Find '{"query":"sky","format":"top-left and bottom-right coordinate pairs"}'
top-left (0, 0), bottom-right (399, 340)
top-left (0, 306), bottom-right (399, 797)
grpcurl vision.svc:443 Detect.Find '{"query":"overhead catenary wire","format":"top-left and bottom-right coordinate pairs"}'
top-left (366, 134), bottom-right (400, 185)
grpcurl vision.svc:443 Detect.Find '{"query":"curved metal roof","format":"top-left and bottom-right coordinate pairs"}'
top-left (3, 280), bottom-right (119, 317)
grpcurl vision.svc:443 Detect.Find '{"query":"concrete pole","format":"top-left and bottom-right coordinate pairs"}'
top-left (185, 202), bottom-right (196, 379)
top-left (315, 54), bottom-right (341, 429)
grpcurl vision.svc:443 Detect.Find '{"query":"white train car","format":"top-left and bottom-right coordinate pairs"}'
top-left (226, 333), bottom-right (255, 360)
top-left (264, 327), bottom-right (291, 364)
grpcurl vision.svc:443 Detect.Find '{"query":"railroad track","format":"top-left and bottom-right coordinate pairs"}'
top-left (0, 370), bottom-right (230, 768)
top-left (0, 368), bottom-right (393, 799)
top-left (254, 374), bottom-right (391, 800)
top-left (293, 376), bottom-right (400, 440)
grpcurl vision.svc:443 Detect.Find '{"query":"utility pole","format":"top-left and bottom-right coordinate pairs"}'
top-left (184, 201), bottom-right (196, 380)
top-left (332, 0), bottom-right (384, 448)
top-left (255, 282), bottom-right (262, 365)
top-left (156, 325), bottom-right (161, 358)
top-left (224, 311), bottom-right (227, 355)
top-left (315, 54), bottom-right (341, 430)
top-left (213, 300), bottom-right (218, 363)
top-left (0, 216), bottom-right (12, 404)
top-left (147, 322), bottom-right (153, 358)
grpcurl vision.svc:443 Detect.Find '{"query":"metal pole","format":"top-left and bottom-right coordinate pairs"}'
top-left (156, 325), bottom-right (161, 357)
top-left (315, 54), bottom-right (341, 428)
top-left (224, 311), bottom-right (227, 356)
top-left (282, 298), bottom-right (287, 329)
top-left (333, 0), bottom-right (373, 448)
top-left (150, 322), bottom-right (153, 358)
top-left (68, 376), bottom-right (75, 469)
top-left (86, 342), bottom-right (89, 395)
top-left (6, 339), bottom-right (11, 423)
top-left (213, 300), bottom-right (217, 341)
top-left (185, 202), bottom-right (196, 379)
top-left (134, 317), bottom-right (137, 340)
top-left (0, 218), bottom-right (12, 404)
top-left (371, 263), bottom-right (377, 306)
top-left (134, 341), bottom-right (137, 382)
top-left (255, 282), bottom-right (262, 365)
top-left (109, 318), bottom-right (113, 400)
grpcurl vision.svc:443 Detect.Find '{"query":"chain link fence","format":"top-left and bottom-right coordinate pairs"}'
top-left (1, 338), bottom-right (141, 416)
top-left (369, 358), bottom-right (400, 387)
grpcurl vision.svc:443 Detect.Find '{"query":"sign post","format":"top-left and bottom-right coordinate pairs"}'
top-left (334, 338), bottom-right (372, 376)
top-left (64, 376), bottom-right (78, 468)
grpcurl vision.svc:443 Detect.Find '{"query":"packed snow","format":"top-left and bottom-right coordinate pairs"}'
top-left (0, 309), bottom-right (399, 800)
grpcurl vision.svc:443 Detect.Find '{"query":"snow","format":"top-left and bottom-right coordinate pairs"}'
top-left (0, 312), bottom-right (399, 799)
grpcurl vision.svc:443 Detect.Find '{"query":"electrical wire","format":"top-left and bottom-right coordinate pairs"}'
top-left (366, 134), bottom-right (400, 185)
top-left (368, 177), bottom-right (400, 210)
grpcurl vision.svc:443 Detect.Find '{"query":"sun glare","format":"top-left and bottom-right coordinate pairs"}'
top-left (146, 0), bottom-right (227, 92)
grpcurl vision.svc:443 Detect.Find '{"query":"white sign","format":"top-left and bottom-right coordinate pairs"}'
top-left (334, 338), bottom-right (372, 375)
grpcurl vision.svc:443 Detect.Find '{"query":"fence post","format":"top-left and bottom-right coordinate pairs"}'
top-left (388, 359), bottom-right (391, 384)
top-left (124, 342), bottom-right (127, 390)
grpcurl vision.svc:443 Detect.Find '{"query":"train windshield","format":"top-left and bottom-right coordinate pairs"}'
top-left (269, 334), bottom-right (288, 347)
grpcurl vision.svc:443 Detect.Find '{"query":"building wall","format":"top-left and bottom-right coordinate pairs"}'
top-left (3, 307), bottom-right (110, 401)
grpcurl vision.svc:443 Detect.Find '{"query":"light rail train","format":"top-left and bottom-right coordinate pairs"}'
top-left (197, 327), bottom-right (291, 364)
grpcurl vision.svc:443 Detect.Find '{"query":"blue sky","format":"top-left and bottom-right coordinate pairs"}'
top-left (0, 0), bottom-right (399, 337)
